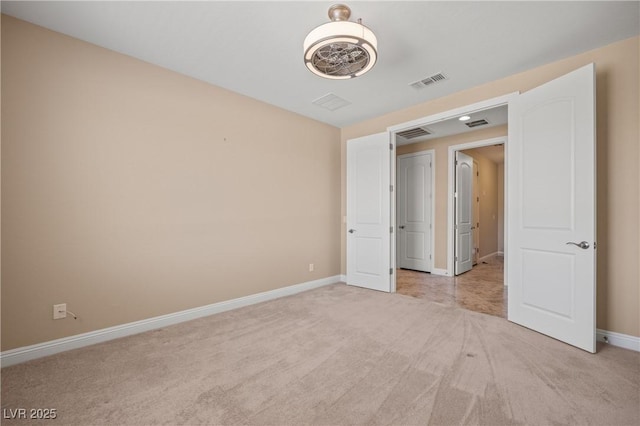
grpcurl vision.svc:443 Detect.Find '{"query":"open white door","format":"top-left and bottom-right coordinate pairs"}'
top-left (508, 63), bottom-right (596, 353)
top-left (346, 133), bottom-right (392, 292)
top-left (397, 152), bottom-right (432, 272)
top-left (455, 151), bottom-right (474, 275)
top-left (472, 160), bottom-right (480, 266)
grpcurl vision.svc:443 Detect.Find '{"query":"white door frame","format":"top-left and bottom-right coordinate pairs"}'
top-left (448, 136), bottom-right (507, 279)
top-left (397, 150), bottom-right (436, 272)
top-left (388, 93), bottom-right (517, 279)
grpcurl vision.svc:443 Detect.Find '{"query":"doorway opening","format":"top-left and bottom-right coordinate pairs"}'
top-left (394, 105), bottom-right (507, 318)
top-left (348, 65), bottom-right (596, 351)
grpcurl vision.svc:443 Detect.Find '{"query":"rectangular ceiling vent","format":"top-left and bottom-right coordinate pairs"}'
top-left (465, 119), bottom-right (490, 128)
top-left (397, 126), bottom-right (432, 139)
top-left (312, 93), bottom-right (351, 111)
top-left (409, 72), bottom-right (448, 89)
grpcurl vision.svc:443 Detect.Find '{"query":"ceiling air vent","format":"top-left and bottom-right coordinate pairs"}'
top-left (465, 119), bottom-right (490, 128)
top-left (397, 126), bottom-right (432, 139)
top-left (409, 72), bottom-right (448, 89)
top-left (312, 93), bottom-right (351, 111)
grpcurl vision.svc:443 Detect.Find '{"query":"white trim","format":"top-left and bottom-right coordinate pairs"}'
top-left (340, 274), bottom-right (347, 282)
top-left (385, 94), bottom-right (517, 280)
top-left (390, 133), bottom-right (397, 293)
top-left (0, 275), bottom-right (341, 368)
top-left (479, 252), bottom-right (501, 262)
top-left (396, 149), bottom-right (436, 274)
top-left (431, 268), bottom-right (450, 276)
top-left (448, 136), bottom-right (508, 277)
top-left (596, 329), bottom-right (640, 352)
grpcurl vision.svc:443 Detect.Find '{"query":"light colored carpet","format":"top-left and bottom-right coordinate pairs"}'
top-left (2, 283), bottom-right (639, 425)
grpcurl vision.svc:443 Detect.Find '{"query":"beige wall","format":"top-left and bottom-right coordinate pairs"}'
top-left (397, 126), bottom-right (507, 269)
top-left (1, 16), bottom-right (342, 350)
top-left (342, 36), bottom-right (640, 337)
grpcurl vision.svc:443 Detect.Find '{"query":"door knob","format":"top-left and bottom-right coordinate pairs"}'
top-left (566, 241), bottom-right (590, 249)
top-left (399, 225), bottom-right (405, 229)
top-left (348, 229), bottom-right (356, 234)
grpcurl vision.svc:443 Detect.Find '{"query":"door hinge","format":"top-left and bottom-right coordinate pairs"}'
top-left (390, 143), bottom-right (394, 151)
top-left (390, 185), bottom-right (394, 192)
top-left (455, 256), bottom-right (458, 261)
top-left (390, 226), bottom-right (394, 233)
top-left (390, 268), bottom-right (393, 275)
top-left (429, 254), bottom-right (432, 260)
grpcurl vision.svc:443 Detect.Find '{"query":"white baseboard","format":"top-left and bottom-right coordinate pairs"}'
top-left (340, 274), bottom-right (347, 282)
top-left (431, 268), bottom-right (449, 276)
top-left (479, 252), bottom-right (501, 262)
top-left (1, 275), bottom-right (341, 368)
top-left (596, 329), bottom-right (640, 352)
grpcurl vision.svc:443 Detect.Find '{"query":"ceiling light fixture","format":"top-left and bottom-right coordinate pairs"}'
top-left (303, 4), bottom-right (378, 79)
top-left (459, 115), bottom-right (471, 121)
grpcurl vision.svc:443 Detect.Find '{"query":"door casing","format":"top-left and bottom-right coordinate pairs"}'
top-left (389, 93), bottom-right (515, 278)
top-left (448, 137), bottom-right (507, 278)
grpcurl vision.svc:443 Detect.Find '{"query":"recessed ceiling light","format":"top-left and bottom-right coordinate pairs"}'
top-left (459, 115), bottom-right (471, 121)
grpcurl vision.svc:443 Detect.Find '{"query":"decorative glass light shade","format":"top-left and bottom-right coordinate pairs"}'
top-left (303, 4), bottom-right (378, 79)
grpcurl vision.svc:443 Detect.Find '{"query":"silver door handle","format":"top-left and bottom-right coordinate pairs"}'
top-left (566, 241), bottom-right (590, 249)
top-left (399, 226), bottom-right (405, 229)
top-left (348, 229), bottom-right (356, 234)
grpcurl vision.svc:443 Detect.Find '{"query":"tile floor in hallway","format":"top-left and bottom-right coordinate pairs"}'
top-left (396, 255), bottom-right (506, 318)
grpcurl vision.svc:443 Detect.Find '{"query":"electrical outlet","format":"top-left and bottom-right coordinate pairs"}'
top-left (309, 263), bottom-right (314, 272)
top-left (53, 303), bottom-right (67, 320)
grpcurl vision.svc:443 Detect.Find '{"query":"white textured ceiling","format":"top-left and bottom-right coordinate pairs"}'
top-left (2, 1), bottom-right (639, 128)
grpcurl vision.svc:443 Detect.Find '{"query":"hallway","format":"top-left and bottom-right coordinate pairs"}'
top-left (396, 255), bottom-right (506, 318)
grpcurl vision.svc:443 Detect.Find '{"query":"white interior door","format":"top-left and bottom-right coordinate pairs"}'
top-left (508, 63), bottom-right (596, 353)
top-left (347, 133), bottom-right (392, 292)
top-left (472, 159), bottom-right (480, 265)
top-left (397, 153), bottom-right (432, 272)
top-left (455, 151), bottom-right (474, 275)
